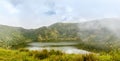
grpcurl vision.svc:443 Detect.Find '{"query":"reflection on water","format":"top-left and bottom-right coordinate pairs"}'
top-left (26, 42), bottom-right (89, 54)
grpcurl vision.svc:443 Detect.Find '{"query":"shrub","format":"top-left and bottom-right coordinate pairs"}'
top-left (29, 49), bottom-right (49, 59)
top-left (18, 48), bottom-right (29, 52)
top-left (98, 55), bottom-right (112, 61)
top-left (49, 49), bottom-right (63, 55)
top-left (82, 53), bottom-right (98, 61)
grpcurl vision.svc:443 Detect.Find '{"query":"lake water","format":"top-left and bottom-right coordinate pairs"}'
top-left (26, 42), bottom-right (90, 54)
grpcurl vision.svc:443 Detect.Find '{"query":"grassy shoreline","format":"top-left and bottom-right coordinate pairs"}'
top-left (0, 48), bottom-right (120, 61)
top-left (0, 48), bottom-right (98, 61)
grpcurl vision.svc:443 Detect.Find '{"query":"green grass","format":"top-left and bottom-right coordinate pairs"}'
top-left (0, 48), bottom-right (38, 61)
top-left (0, 48), bottom-right (119, 61)
top-left (0, 48), bottom-right (98, 61)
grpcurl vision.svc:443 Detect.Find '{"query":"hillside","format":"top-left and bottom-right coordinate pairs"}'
top-left (0, 23), bottom-right (80, 49)
top-left (77, 19), bottom-right (120, 51)
top-left (0, 25), bottom-right (27, 49)
top-left (34, 23), bottom-right (80, 42)
top-left (0, 19), bottom-right (120, 50)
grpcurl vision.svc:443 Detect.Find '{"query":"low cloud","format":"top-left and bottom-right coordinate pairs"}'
top-left (0, 0), bottom-right (120, 28)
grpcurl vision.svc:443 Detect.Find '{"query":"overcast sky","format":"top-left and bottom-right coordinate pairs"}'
top-left (0, 0), bottom-right (120, 28)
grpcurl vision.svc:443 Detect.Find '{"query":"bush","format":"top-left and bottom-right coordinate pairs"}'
top-left (29, 49), bottom-right (49, 59)
top-left (49, 49), bottom-right (63, 55)
top-left (98, 55), bottom-right (112, 61)
top-left (18, 48), bottom-right (29, 52)
top-left (82, 53), bottom-right (98, 61)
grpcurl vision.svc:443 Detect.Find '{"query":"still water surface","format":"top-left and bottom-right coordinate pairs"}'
top-left (26, 42), bottom-right (89, 54)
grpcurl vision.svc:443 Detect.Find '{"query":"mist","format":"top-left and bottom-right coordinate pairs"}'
top-left (1, 0), bottom-right (120, 29)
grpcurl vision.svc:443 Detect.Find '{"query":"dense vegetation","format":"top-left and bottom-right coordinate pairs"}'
top-left (35, 23), bottom-right (80, 42)
top-left (0, 25), bottom-right (27, 49)
top-left (0, 48), bottom-right (120, 61)
top-left (0, 22), bottom-right (120, 51)
top-left (0, 48), bottom-right (97, 61)
top-left (0, 23), bottom-right (80, 49)
top-left (0, 20), bottom-right (120, 61)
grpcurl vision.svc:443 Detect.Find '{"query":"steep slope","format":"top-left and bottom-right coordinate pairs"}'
top-left (0, 25), bottom-right (25, 48)
top-left (79, 19), bottom-right (116, 41)
top-left (77, 18), bottom-right (120, 51)
top-left (0, 18), bottom-right (120, 49)
top-left (34, 23), bottom-right (80, 42)
top-left (0, 23), bottom-right (80, 48)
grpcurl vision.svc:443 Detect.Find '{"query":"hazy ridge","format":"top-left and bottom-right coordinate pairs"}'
top-left (0, 18), bottom-right (120, 50)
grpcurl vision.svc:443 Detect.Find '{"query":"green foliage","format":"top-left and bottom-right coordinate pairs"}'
top-left (109, 49), bottom-right (120, 61)
top-left (1, 23), bottom-right (120, 61)
top-left (0, 48), bottom-right (120, 61)
top-left (0, 23), bottom-right (80, 49)
top-left (82, 54), bottom-right (98, 61)
top-left (35, 23), bottom-right (80, 42)
top-left (98, 54), bottom-right (112, 61)
top-left (0, 25), bottom-right (27, 49)
top-left (0, 22), bottom-right (119, 50)
top-left (30, 49), bottom-right (49, 59)
top-left (0, 48), bottom-right (100, 61)
top-left (18, 48), bottom-right (29, 52)
top-left (0, 48), bottom-right (39, 61)
top-left (97, 49), bottom-right (120, 61)
top-left (49, 49), bottom-right (63, 55)
top-left (29, 49), bottom-right (63, 60)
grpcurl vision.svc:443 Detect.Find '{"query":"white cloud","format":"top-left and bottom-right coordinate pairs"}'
top-left (0, 16), bottom-right (21, 27)
top-left (0, 0), bottom-right (120, 28)
top-left (0, 0), bottom-right (19, 14)
top-left (0, 0), bottom-right (20, 27)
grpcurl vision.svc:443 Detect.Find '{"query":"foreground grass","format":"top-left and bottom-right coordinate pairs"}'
top-left (0, 48), bottom-right (119, 61)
